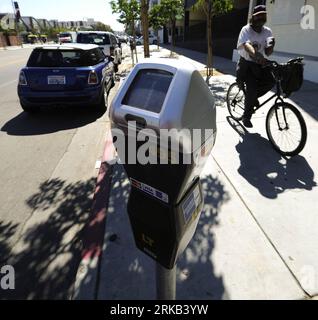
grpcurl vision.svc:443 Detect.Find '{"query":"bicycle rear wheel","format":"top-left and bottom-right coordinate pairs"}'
top-left (226, 82), bottom-right (246, 121)
top-left (266, 102), bottom-right (307, 157)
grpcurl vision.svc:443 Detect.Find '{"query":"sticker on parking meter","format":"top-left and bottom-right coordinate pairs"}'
top-left (130, 178), bottom-right (169, 203)
top-left (182, 185), bottom-right (201, 223)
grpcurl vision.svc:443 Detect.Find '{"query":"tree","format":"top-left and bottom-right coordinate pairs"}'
top-left (140, 0), bottom-right (150, 58)
top-left (195, 0), bottom-right (234, 82)
top-left (110, 0), bottom-right (140, 64)
top-left (149, 4), bottom-right (166, 50)
top-left (47, 27), bottom-right (66, 41)
top-left (156, 0), bottom-right (184, 54)
top-left (95, 22), bottom-right (113, 32)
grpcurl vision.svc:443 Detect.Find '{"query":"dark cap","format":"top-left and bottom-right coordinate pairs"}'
top-left (253, 5), bottom-right (267, 16)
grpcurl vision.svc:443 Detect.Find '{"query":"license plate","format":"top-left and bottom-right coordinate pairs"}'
top-left (48, 75), bottom-right (66, 85)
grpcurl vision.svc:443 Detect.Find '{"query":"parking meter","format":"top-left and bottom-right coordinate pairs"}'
top-left (129, 39), bottom-right (136, 51)
top-left (110, 59), bottom-right (217, 269)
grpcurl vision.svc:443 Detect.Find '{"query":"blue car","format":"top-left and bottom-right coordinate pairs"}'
top-left (18, 43), bottom-right (115, 113)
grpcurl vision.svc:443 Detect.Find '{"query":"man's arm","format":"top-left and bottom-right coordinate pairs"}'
top-left (243, 43), bottom-right (267, 65)
top-left (243, 42), bottom-right (256, 58)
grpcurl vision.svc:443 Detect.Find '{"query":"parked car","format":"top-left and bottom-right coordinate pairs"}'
top-left (76, 31), bottom-right (122, 72)
top-left (58, 32), bottom-right (77, 44)
top-left (18, 44), bottom-right (115, 113)
top-left (117, 35), bottom-right (127, 44)
top-left (136, 34), bottom-right (158, 45)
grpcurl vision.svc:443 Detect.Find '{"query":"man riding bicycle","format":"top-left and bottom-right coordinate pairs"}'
top-left (236, 5), bottom-right (276, 128)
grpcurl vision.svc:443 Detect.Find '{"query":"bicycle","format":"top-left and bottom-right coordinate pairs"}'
top-left (226, 57), bottom-right (307, 157)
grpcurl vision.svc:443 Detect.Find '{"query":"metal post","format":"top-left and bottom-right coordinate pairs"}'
top-left (156, 263), bottom-right (176, 300)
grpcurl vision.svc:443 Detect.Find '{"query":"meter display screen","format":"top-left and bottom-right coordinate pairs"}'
top-left (122, 69), bottom-right (173, 113)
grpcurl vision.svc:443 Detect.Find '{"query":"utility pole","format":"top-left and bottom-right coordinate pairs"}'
top-left (11, 1), bottom-right (22, 47)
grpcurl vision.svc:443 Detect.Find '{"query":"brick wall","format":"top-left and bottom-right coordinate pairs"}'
top-left (0, 33), bottom-right (8, 47)
top-left (8, 35), bottom-right (21, 46)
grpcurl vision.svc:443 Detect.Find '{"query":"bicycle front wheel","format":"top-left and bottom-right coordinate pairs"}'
top-left (266, 102), bottom-right (307, 157)
top-left (226, 82), bottom-right (246, 121)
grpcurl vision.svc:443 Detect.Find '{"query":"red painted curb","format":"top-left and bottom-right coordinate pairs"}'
top-left (81, 130), bottom-right (115, 262)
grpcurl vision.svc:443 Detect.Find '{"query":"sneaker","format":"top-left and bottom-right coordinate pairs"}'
top-left (242, 117), bottom-right (253, 128)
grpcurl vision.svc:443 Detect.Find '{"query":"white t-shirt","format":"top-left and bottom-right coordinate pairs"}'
top-left (237, 24), bottom-right (273, 61)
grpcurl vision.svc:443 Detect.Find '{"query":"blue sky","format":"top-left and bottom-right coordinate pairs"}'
top-left (0, 0), bottom-right (124, 30)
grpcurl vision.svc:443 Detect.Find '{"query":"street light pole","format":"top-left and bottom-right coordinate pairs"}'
top-left (11, 0), bottom-right (22, 47)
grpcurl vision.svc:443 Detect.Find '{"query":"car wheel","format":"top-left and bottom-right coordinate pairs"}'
top-left (95, 83), bottom-right (108, 112)
top-left (21, 103), bottom-right (38, 114)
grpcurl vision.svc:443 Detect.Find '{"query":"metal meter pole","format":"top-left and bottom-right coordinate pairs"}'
top-left (156, 263), bottom-right (176, 300)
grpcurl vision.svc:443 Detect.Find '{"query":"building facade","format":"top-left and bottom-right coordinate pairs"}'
top-left (179, 0), bottom-right (250, 58)
top-left (37, 19), bottom-right (53, 30)
top-left (21, 16), bottom-right (41, 33)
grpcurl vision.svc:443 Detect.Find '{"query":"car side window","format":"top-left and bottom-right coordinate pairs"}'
top-left (96, 48), bottom-right (106, 63)
top-left (98, 48), bottom-right (106, 59)
top-left (111, 35), bottom-right (117, 47)
top-left (87, 49), bottom-right (104, 65)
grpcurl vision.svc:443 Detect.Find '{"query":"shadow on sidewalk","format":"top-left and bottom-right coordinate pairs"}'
top-left (0, 221), bottom-right (18, 267)
top-left (98, 164), bottom-right (228, 300)
top-left (291, 80), bottom-right (318, 122)
top-left (209, 77), bottom-right (234, 108)
top-left (1, 107), bottom-right (104, 136)
top-left (177, 174), bottom-right (230, 299)
top-left (0, 177), bottom-right (96, 299)
top-left (227, 117), bottom-right (317, 199)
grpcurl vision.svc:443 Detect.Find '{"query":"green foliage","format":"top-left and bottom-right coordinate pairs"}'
top-left (110, 0), bottom-right (140, 28)
top-left (46, 28), bottom-right (59, 39)
top-left (195, 0), bottom-right (234, 17)
top-left (149, 4), bottom-right (166, 31)
top-left (158, 0), bottom-right (184, 25)
top-left (95, 22), bottom-right (113, 32)
top-left (46, 27), bottom-right (72, 39)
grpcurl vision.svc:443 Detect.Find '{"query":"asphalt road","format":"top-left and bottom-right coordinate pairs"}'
top-left (0, 48), bottom-right (112, 299)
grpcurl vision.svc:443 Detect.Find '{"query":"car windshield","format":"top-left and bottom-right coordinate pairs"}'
top-left (77, 33), bottom-right (110, 45)
top-left (27, 49), bottom-right (104, 67)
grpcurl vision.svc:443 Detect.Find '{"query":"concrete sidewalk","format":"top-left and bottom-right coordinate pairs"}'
top-left (77, 46), bottom-right (318, 300)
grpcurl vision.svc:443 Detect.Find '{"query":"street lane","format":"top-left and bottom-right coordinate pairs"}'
top-left (0, 48), bottom-right (33, 85)
top-left (0, 48), bottom-right (112, 299)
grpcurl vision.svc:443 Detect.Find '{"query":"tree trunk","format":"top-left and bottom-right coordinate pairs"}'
top-left (206, 11), bottom-right (213, 83)
top-left (141, 0), bottom-right (150, 58)
top-left (130, 22), bottom-right (135, 65)
top-left (170, 19), bottom-right (176, 56)
top-left (132, 18), bottom-right (138, 63)
top-left (156, 30), bottom-right (160, 51)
